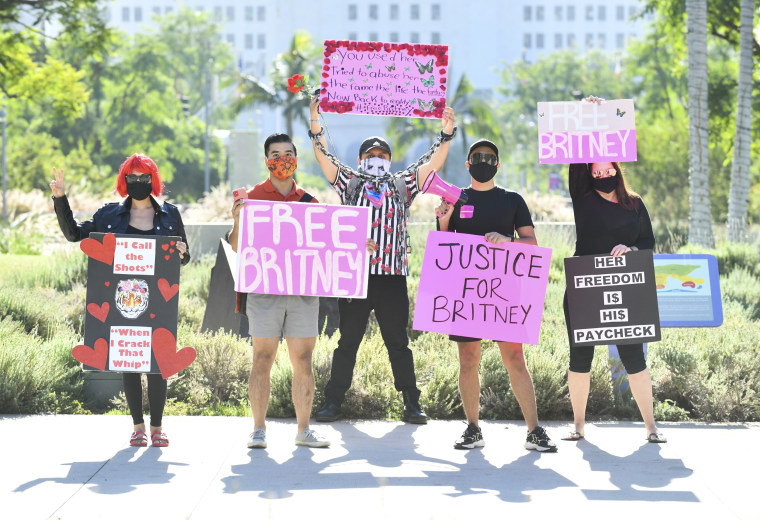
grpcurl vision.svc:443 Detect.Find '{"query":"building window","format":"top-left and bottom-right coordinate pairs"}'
top-left (616, 5), bottom-right (625, 20)
top-left (555, 33), bottom-right (563, 48)
top-left (523, 6), bottom-right (531, 21)
top-left (585, 33), bottom-right (594, 48)
top-left (523, 33), bottom-right (532, 48)
top-left (214, 6), bottom-right (222, 20)
top-left (122, 7), bottom-right (130, 21)
top-left (134, 7), bottom-right (142, 22)
top-left (585, 5), bottom-right (593, 20)
top-left (616, 33), bottom-right (625, 48)
top-left (152, 6), bottom-right (161, 16)
top-left (411, 4), bottom-right (419, 19)
top-left (431, 32), bottom-right (441, 44)
top-left (536, 6), bottom-right (544, 21)
top-left (369, 31), bottom-right (378, 41)
top-left (567, 33), bottom-right (576, 46)
top-left (348, 4), bottom-right (357, 19)
top-left (598, 5), bottom-right (606, 21)
top-left (432, 4), bottom-right (441, 20)
top-left (390, 4), bottom-right (399, 19)
top-left (245, 6), bottom-right (253, 21)
top-left (227, 6), bottom-right (235, 21)
top-left (629, 6), bottom-right (637, 18)
top-left (536, 33), bottom-right (544, 49)
top-left (257, 6), bottom-right (265, 21)
top-left (226, 34), bottom-right (235, 45)
top-left (410, 31), bottom-right (420, 42)
top-left (348, 32), bottom-right (357, 40)
top-left (257, 34), bottom-right (266, 49)
top-left (555, 6), bottom-right (563, 20)
top-left (245, 34), bottom-right (254, 49)
top-left (567, 5), bottom-right (575, 21)
top-left (390, 31), bottom-right (399, 42)
top-left (165, 6), bottom-right (173, 14)
top-left (597, 33), bottom-right (606, 48)
top-left (369, 4), bottom-right (378, 20)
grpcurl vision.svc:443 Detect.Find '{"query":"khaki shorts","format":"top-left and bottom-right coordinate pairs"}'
top-left (245, 293), bottom-right (319, 338)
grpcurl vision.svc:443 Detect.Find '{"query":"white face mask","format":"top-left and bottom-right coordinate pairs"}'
top-left (359, 157), bottom-right (391, 177)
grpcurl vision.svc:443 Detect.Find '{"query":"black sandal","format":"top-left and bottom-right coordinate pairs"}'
top-left (647, 432), bottom-right (667, 443)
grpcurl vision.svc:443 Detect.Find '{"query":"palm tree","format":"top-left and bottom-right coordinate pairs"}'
top-left (727, 0), bottom-right (753, 243)
top-left (235, 30), bottom-right (320, 136)
top-left (686, 0), bottom-right (714, 248)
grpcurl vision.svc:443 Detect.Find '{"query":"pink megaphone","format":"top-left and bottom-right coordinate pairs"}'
top-left (421, 171), bottom-right (468, 206)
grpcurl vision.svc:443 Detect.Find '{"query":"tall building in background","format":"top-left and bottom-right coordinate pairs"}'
top-left (104, 0), bottom-right (650, 168)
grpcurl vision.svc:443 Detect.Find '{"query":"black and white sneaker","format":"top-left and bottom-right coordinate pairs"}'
top-left (454, 423), bottom-right (485, 450)
top-left (525, 425), bottom-right (558, 452)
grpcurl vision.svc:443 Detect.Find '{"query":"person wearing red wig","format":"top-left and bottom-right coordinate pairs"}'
top-left (51, 153), bottom-right (190, 448)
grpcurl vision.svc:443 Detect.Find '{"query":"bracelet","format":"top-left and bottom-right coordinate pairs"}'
top-left (440, 126), bottom-right (457, 142)
top-left (308, 127), bottom-right (325, 139)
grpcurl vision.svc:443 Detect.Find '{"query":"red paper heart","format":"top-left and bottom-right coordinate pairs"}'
top-left (169, 248), bottom-right (175, 254)
top-left (170, 241), bottom-right (176, 245)
top-left (80, 233), bottom-right (116, 265)
top-left (162, 244), bottom-right (169, 251)
top-left (72, 338), bottom-right (108, 371)
top-left (152, 328), bottom-right (196, 379)
top-left (164, 255), bottom-right (170, 261)
top-left (87, 302), bottom-right (110, 323)
top-left (150, 313), bottom-right (156, 319)
top-left (157, 278), bottom-right (179, 302)
top-left (104, 281), bottom-right (110, 287)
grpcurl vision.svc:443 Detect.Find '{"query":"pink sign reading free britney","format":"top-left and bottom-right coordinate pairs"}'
top-left (413, 231), bottom-right (552, 345)
top-left (319, 40), bottom-right (449, 118)
top-left (537, 99), bottom-right (637, 164)
top-left (235, 201), bottom-right (371, 298)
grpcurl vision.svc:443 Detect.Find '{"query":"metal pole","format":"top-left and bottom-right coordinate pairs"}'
top-left (204, 67), bottom-right (210, 194)
top-left (1, 103), bottom-right (7, 225)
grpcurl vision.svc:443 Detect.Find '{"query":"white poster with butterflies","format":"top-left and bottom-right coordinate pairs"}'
top-left (537, 99), bottom-right (637, 164)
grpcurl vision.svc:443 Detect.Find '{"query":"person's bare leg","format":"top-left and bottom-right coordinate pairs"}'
top-left (568, 370), bottom-right (590, 436)
top-left (498, 342), bottom-right (538, 431)
top-left (286, 336), bottom-right (317, 434)
top-left (250, 337), bottom-right (280, 430)
top-left (457, 342), bottom-right (482, 426)
top-left (628, 369), bottom-right (659, 436)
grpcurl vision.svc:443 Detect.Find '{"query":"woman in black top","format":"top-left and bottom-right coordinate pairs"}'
top-left (564, 158), bottom-right (665, 443)
top-left (51, 153), bottom-right (189, 448)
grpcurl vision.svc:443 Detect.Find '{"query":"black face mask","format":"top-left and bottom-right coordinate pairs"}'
top-left (127, 183), bottom-right (153, 201)
top-left (469, 162), bottom-right (498, 183)
top-left (591, 176), bottom-right (618, 194)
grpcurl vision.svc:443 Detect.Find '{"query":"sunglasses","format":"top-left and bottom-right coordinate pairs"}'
top-left (591, 168), bottom-right (616, 178)
top-left (125, 174), bottom-right (152, 184)
top-left (470, 152), bottom-right (498, 166)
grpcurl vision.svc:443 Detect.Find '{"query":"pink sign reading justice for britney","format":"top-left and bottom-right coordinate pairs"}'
top-left (537, 99), bottom-right (637, 164)
top-left (413, 231), bottom-right (552, 345)
top-left (319, 40), bottom-right (449, 118)
top-left (235, 201), bottom-right (371, 298)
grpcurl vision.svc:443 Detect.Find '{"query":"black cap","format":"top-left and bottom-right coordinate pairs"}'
top-left (468, 139), bottom-right (499, 162)
top-left (359, 136), bottom-right (392, 157)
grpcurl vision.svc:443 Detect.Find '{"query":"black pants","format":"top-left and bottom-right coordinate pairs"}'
top-left (563, 291), bottom-right (647, 374)
top-left (324, 275), bottom-right (420, 404)
top-left (122, 373), bottom-right (167, 427)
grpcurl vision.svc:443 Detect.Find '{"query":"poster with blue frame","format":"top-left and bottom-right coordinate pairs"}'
top-left (653, 254), bottom-right (722, 327)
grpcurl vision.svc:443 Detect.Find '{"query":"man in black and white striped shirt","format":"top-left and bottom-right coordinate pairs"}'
top-left (309, 96), bottom-right (456, 424)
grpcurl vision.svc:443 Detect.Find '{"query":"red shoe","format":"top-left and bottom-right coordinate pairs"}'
top-left (151, 430), bottom-right (169, 447)
top-left (130, 430), bottom-right (147, 447)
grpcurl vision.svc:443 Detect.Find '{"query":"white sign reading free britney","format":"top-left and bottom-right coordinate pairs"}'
top-left (235, 201), bottom-right (371, 298)
top-left (537, 99), bottom-right (637, 164)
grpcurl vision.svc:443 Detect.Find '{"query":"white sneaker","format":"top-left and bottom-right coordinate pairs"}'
top-left (247, 427), bottom-right (266, 449)
top-left (295, 428), bottom-right (330, 448)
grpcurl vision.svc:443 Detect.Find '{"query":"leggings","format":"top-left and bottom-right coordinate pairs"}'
top-left (563, 291), bottom-right (647, 374)
top-left (122, 373), bottom-right (167, 427)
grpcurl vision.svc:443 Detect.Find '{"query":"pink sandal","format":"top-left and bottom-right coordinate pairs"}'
top-left (151, 430), bottom-right (169, 447)
top-left (130, 430), bottom-right (148, 447)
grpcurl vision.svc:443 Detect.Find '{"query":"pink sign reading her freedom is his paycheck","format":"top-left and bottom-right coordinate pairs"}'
top-left (320, 40), bottom-right (449, 118)
top-left (413, 231), bottom-right (552, 345)
top-left (537, 99), bottom-right (637, 164)
top-left (235, 200), bottom-right (371, 298)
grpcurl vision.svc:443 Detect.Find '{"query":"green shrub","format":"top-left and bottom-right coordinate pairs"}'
top-left (721, 268), bottom-right (760, 319)
top-left (0, 285), bottom-right (85, 338)
top-left (678, 241), bottom-right (760, 276)
top-left (0, 227), bottom-right (43, 255)
top-left (6, 251), bottom-right (87, 292)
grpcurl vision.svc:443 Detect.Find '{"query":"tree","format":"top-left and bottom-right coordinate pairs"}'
top-left (686, 0), bottom-right (714, 248)
top-left (727, 0), bottom-right (754, 242)
top-left (235, 30), bottom-right (321, 136)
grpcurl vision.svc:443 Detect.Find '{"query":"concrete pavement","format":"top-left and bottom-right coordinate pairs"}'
top-left (2, 415), bottom-right (758, 520)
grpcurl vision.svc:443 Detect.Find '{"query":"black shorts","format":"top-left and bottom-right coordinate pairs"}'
top-left (449, 335), bottom-right (481, 343)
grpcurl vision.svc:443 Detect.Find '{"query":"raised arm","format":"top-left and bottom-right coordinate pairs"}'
top-left (309, 96), bottom-right (339, 184)
top-left (50, 167), bottom-right (98, 242)
top-left (416, 106), bottom-right (455, 190)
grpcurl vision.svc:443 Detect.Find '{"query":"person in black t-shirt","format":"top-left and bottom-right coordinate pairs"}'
top-left (436, 139), bottom-right (557, 453)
